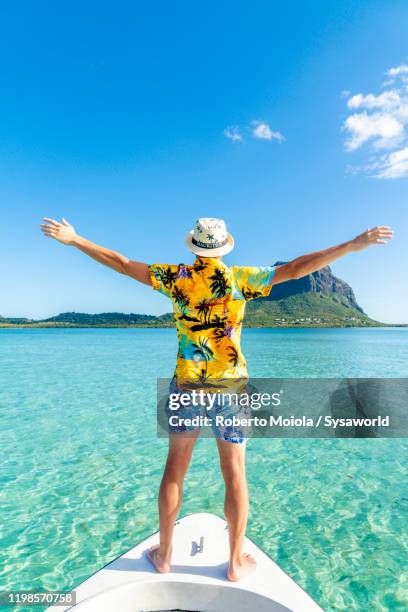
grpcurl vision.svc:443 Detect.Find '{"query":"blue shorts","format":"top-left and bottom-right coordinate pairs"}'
top-left (164, 378), bottom-right (252, 444)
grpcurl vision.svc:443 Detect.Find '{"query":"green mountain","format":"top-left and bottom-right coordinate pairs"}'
top-left (0, 312), bottom-right (174, 327)
top-left (0, 316), bottom-right (32, 324)
top-left (244, 262), bottom-right (379, 327)
top-left (245, 292), bottom-right (376, 327)
top-left (39, 311), bottom-right (174, 326)
top-left (0, 265), bottom-right (384, 328)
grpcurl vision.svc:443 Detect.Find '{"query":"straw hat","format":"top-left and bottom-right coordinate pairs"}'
top-left (185, 218), bottom-right (234, 257)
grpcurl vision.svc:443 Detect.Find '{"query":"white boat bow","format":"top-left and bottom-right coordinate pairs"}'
top-left (48, 512), bottom-right (323, 611)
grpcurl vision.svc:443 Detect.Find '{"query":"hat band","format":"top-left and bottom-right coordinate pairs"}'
top-left (192, 236), bottom-right (228, 249)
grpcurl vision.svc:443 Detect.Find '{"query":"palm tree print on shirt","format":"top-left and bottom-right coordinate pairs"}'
top-left (172, 286), bottom-right (199, 322)
top-left (227, 345), bottom-right (241, 368)
top-left (190, 297), bottom-right (227, 332)
top-left (192, 337), bottom-right (214, 382)
top-left (195, 298), bottom-right (221, 323)
top-left (194, 258), bottom-right (208, 273)
top-left (154, 266), bottom-right (178, 289)
top-left (209, 268), bottom-right (230, 298)
top-left (195, 299), bottom-right (211, 324)
top-left (241, 285), bottom-right (263, 300)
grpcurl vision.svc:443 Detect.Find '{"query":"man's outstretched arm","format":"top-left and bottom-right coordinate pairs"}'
top-left (40, 218), bottom-right (152, 286)
top-left (273, 226), bottom-right (394, 285)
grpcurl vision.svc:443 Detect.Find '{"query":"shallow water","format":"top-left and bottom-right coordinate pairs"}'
top-left (0, 328), bottom-right (407, 611)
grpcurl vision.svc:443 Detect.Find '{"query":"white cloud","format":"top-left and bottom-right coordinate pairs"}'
top-left (347, 91), bottom-right (401, 111)
top-left (252, 121), bottom-right (285, 142)
top-left (343, 64), bottom-right (408, 178)
top-left (224, 120), bottom-right (285, 144)
top-left (343, 112), bottom-right (404, 151)
top-left (383, 65), bottom-right (408, 88)
top-left (386, 64), bottom-right (408, 78)
top-left (224, 125), bottom-right (243, 142)
top-left (373, 147), bottom-right (408, 179)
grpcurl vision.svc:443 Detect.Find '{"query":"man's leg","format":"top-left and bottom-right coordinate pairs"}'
top-left (148, 430), bottom-right (199, 573)
top-left (216, 438), bottom-right (256, 581)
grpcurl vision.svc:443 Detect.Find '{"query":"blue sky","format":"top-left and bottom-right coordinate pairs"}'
top-left (1, 0), bottom-right (407, 322)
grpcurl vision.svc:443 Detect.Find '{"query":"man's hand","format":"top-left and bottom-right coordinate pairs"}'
top-left (40, 216), bottom-right (152, 285)
top-left (350, 226), bottom-right (394, 252)
top-left (40, 218), bottom-right (77, 245)
top-left (273, 224), bottom-right (394, 284)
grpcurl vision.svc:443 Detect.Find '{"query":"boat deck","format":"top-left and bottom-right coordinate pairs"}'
top-left (48, 513), bottom-right (323, 611)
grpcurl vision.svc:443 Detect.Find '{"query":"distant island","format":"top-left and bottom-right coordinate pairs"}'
top-left (0, 264), bottom-right (402, 328)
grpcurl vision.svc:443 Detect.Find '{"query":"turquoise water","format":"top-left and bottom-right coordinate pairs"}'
top-left (1, 328), bottom-right (407, 611)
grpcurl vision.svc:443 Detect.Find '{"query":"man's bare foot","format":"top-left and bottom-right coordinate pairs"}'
top-left (146, 544), bottom-right (171, 574)
top-left (227, 553), bottom-right (257, 581)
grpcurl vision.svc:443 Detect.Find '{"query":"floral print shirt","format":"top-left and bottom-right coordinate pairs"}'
top-left (148, 257), bottom-right (276, 386)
